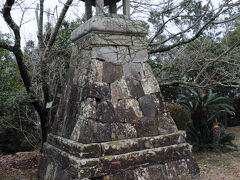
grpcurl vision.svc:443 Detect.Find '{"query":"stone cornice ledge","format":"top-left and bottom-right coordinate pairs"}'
top-left (71, 16), bottom-right (149, 41)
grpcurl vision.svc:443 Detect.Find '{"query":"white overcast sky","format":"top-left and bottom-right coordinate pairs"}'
top-left (0, 0), bottom-right (221, 48)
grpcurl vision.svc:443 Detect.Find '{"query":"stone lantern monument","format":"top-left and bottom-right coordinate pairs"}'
top-left (39, 0), bottom-right (200, 179)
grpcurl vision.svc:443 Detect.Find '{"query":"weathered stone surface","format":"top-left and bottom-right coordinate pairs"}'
top-left (96, 100), bottom-right (117, 123)
top-left (123, 62), bottom-right (143, 80)
top-left (114, 99), bottom-right (142, 123)
top-left (138, 95), bottom-right (157, 118)
top-left (82, 82), bottom-right (111, 100)
top-left (111, 123), bottom-right (137, 141)
top-left (154, 92), bottom-right (169, 114)
top-left (89, 59), bottom-right (103, 83)
top-left (78, 119), bottom-right (112, 143)
top-left (62, 102), bottom-right (79, 138)
top-left (117, 46), bottom-right (131, 63)
top-left (164, 160), bottom-right (192, 180)
top-left (101, 131), bottom-right (186, 156)
top-left (158, 113), bottom-right (178, 135)
top-left (59, 85), bottom-right (82, 138)
top-left (125, 77), bottom-right (145, 99)
top-left (184, 156), bottom-right (201, 179)
top-left (132, 36), bottom-right (148, 47)
top-left (111, 78), bottom-right (131, 106)
top-left (49, 131), bottom-right (186, 158)
top-left (74, 33), bottom-right (132, 49)
top-left (52, 67), bottom-right (77, 135)
top-left (102, 164), bottom-right (168, 180)
top-left (103, 62), bottom-right (123, 83)
top-left (134, 117), bottom-right (159, 137)
top-left (47, 134), bottom-right (102, 158)
top-left (141, 63), bottom-right (160, 94)
top-left (41, 142), bottom-right (193, 179)
top-left (71, 17), bottom-right (149, 41)
top-left (92, 46), bottom-right (118, 62)
top-left (97, 143), bottom-right (192, 178)
top-left (130, 46), bottom-right (148, 63)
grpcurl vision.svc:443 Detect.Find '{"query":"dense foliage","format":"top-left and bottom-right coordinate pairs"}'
top-left (177, 89), bottom-right (237, 151)
top-left (0, 34), bottom-right (41, 154)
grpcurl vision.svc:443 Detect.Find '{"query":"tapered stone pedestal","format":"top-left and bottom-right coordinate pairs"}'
top-left (39, 16), bottom-right (200, 180)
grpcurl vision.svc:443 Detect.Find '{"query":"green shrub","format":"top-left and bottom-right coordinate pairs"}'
top-left (167, 103), bottom-right (191, 130)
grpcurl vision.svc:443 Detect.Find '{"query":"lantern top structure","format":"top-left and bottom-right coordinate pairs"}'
top-left (81, 0), bottom-right (130, 20)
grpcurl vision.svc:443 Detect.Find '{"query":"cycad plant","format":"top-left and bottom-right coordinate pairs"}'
top-left (177, 89), bottom-right (236, 151)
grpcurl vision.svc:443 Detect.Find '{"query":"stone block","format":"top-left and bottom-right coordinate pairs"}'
top-left (111, 80), bottom-right (127, 105)
top-left (71, 17), bottom-right (149, 41)
top-left (114, 99), bottom-right (141, 123)
top-left (62, 94), bottom-right (80, 138)
top-left (94, 34), bottom-right (132, 46)
top-left (140, 63), bottom-right (160, 95)
top-left (164, 160), bottom-right (192, 180)
top-left (141, 76), bottom-right (160, 95)
top-left (158, 113), bottom-right (178, 135)
top-left (111, 123), bottom-right (137, 141)
top-left (134, 117), bottom-right (159, 137)
top-left (82, 82), bottom-right (111, 100)
top-left (101, 131), bottom-right (186, 156)
top-left (100, 143), bottom-right (191, 176)
top-left (130, 46), bottom-right (148, 63)
top-left (47, 134), bottom-right (102, 158)
top-left (131, 36), bottom-right (149, 47)
top-left (80, 98), bottom-right (97, 119)
top-left (78, 119), bottom-right (112, 143)
top-left (125, 77), bottom-right (145, 99)
top-left (96, 100), bottom-right (117, 123)
top-left (123, 62), bottom-right (144, 80)
top-left (153, 92), bottom-right (169, 114)
top-left (138, 95), bottom-right (157, 118)
top-left (103, 62), bottom-right (123, 83)
top-left (117, 46), bottom-right (131, 63)
top-left (52, 100), bottom-right (66, 135)
top-left (74, 33), bottom-right (132, 49)
top-left (89, 59), bottom-right (103, 83)
top-left (111, 78), bottom-right (131, 106)
top-left (92, 46), bottom-right (118, 62)
top-left (184, 156), bottom-right (201, 179)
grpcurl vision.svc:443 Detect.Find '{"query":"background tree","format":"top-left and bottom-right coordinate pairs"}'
top-left (0, 33), bottom-right (41, 153)
top-left (0, 0), bottom-right (75, 143)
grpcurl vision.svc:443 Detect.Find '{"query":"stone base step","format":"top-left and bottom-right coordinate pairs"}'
top-left (47, 131), bottom-right (186, 158)
top-left (40, 140), bottom-right (198, 179)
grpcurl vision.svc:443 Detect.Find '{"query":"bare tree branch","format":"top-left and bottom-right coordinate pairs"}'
top-left (45, 0), bottom-right (73, 53)
top-left (195, 37), bottom-right (240, 83)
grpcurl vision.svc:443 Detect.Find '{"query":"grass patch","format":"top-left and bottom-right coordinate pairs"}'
top-left (232, 151), bottom-right (240, 159)
top-left (197, 157), bottom-right (231, 166)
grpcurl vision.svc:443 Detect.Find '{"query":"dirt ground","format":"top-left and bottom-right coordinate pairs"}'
top-left (0, 150), bottom-right (40, 180)
top-left (195, 126), bottom-right (240, 180)
top-left (0, 127), bottom-right (239, 180)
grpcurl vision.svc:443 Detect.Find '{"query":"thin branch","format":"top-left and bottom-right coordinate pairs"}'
top-left (45, 0), bottom-right (73, 53)
top-left (149, 15), bottom-right (216, 54)
top-left (195, 37), bottom-right (240, 83)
